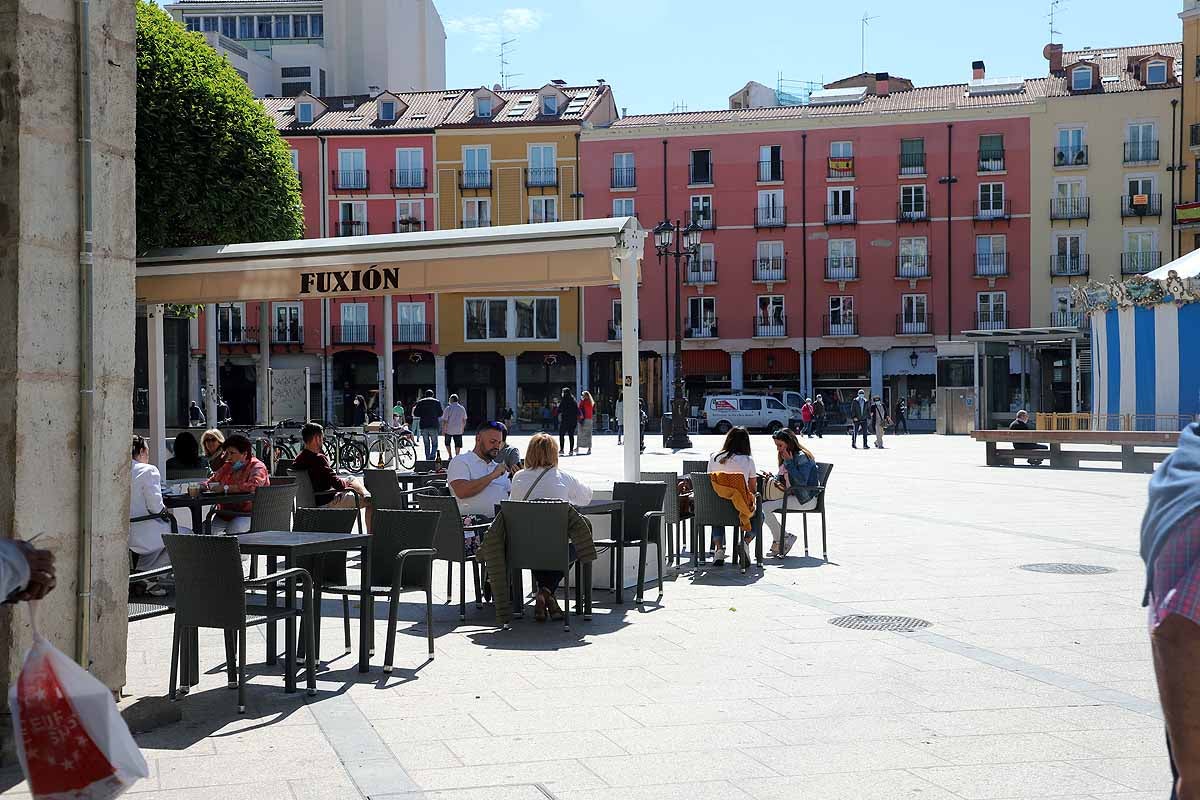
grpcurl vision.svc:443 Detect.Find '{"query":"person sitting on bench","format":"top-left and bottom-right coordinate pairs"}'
top-left (1009, 410), bottom-right (1048, 466)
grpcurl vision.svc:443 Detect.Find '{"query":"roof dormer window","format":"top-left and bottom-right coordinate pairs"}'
top-left (475, 97), bottom-right (492, 118)
top-left (1071, 66), bottom-right (1093, 92)
top-left (297, 102), bottom-right (314, 123)
top-left (541, 94), bottom-right (558, 115)
top-left (379, 100), bottom-right (396, 121)
top-left (1146, 60), bottom-right (1168, 85)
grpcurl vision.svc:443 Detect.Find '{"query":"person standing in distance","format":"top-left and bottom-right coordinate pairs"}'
top-left (413, 389), bottom-right (444, 460)
top-left (442, 393), bottom-right (468, 458)
top-left (848, 389), bottom-right (870, 450)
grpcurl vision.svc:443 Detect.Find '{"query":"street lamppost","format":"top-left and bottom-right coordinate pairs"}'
top-left (653, 218), bottom-right (702, 449)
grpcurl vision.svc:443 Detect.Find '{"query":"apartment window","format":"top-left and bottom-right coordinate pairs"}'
top-left (310, 14), bottom-right (323, 37)
top-left (463, 198), bottom-right (491, 228)
top-left (337, 149), bottom-right (367, 189)
top-left (976, 234), bottom-right (1007, 275)
top-left (1054, 233), bottom-right (1085, 276)
top-left (339, 303), bottom-right (369, 344)
top-left (282, 82), bottom-right (311, 97)
top-left (1127, 122), bottom-right (1157, 163)
top-left (394, 148), bottom-right (423, 188)
top-left (899, 138), bottom-right (925, 175)
top-left (690, 195), bottom-right (714, 228)
top-left (687, 296), bottom-right (717, 337)
top-left (826, 239), bottom-right (857, 280)
top-left (217, 303), bottom-right (245, 343)
top-left (238, 15), bottom-right (253, 38)
top-left (463, 146), bottom-right (490, 187)
top-left (689, 149), bottom-right (713, 184)
top-left (1056, 127), bottom-right (1086, 165)
top-left (977, 292), bottom-right (1007, 329)
top-left (289, 149), bottom-right (299, 174)
top-left (379, 100), bottom-right (396, 121)
top-left (1146, 60), bottom-right (1168, 85)
top-left (978, 182), bottom-right (1005, 216)
top-left (274, 303), bottom-right (301, 343)
top-left (183, 16), bottom-right (201, 32)
top-left (395, 199), bottom-right (423, 231)
top-left (200, 16), bottom-right (218, 32)
top-left (296, 102), bottom-right (313, 124)
top-left (220, 16), bottom-right (237, 37)
top-left (756, 241), bottom-right (785, 281)
top-left (528, 144), bottom-right (557, 186)
top-left (900, 184), bottom-right (926, 218)
top-left (256, 15), bottom-right (273, 37)
top-left (465, 297), bottom-right (558, 341)
top-left (1052, 178), bottom-right (1085, 219)
top-left (1128, 175), bottom-right (1154, 200)
top-left (610, 300), bottom-right (625, 338)
top-left (757, 189), bottom-right (784, 225)
top-left (274, 14), bottom-right (291, 37)
top-left (899, 237), bottom-right (928, 277)
top-left (338, 201), bottom-right (366, 236)
top-left (827, 187), bottom-right (854, 221)
top-left (827, 296), bottom-right (855, 335)
top-left (901, 294), bottom-right (928, 333)
top-left (1071, 67), bottom-right (1092, 91)
top-left (690, 242), bottom-right (716, 282)
top-left (830, 141), bottom-right (853, 159)
top-left (612, 152), bottom-right (635, 188)
top-left (758, 145), bottom-right (783, 181)
top-left (292, 14), bottom-right (308, 37)
top-left (475, 97), bottom-right (492, 118)
top-left (395, 302), bottom-right (426, 343)
top-left (612, 198), bottom-right (635, 217)
top-left (1125, 230), bottom-right (1157, 273)
top-left (530, 196), bottom-right (558, 223)
top-left (281, 66), bottom-right (311, 78)
top-left (541, 95), bottom-right (558, 115)
top-left (757, 295), bottom-right (785, 330)
top-left (979, 134), bottom-right (1005, 171)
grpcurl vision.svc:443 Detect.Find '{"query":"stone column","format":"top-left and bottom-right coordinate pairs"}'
top-left (204, 304), bottom-right (218, 423)
top-left (257, 301), bottom-right (270, 424)
top-left (801, 350), bottom-right (813, 396)
top-left (504, 354), bottom-right (518, 419)
top-left (730, 351), bottom-right (744, 391)
top-left (870, 350), bottom-right (884, 398)
top-left (0, 0), bottom-right (136, 696)
top-left (434, 354), bottom-right (447, 402)
top-left (382, 297), bottom-right (394, 418)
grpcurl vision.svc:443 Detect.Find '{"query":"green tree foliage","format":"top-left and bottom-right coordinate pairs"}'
top-left (136, 0), bottom-right (303, 253)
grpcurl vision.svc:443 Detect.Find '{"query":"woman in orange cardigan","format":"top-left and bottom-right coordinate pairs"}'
top-left (706, 426), bottom-right (763, 571)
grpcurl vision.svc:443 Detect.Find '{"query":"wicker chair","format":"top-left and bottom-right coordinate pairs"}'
top-left (204, 482), bottom-right (296, 536)
top-left (162, 533), bottom-right (315, 713)
top-left (364, 469), bottom-right (404, 509)
top-left (414, 492), bottom-right (484, 620)
top-left (499, 500), bottom-right (576, 631)
top-left (591, 482), bottom-right (666, 603)
top-left (640, 471), bottom-right (685, 566)
top-left (274, 458), bottom-right (294, 477)
top-left (776, 462), bottom-right (833, 561)
top-left (289, 468), bottom-right (363, 534)
top-left (688, 472), bottom-right (763, 568)
top-left (292, 506), bottom-right (359, 661)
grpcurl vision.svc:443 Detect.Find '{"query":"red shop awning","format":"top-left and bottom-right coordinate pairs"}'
top-left (745, 348), bottom-right (800, 376)
top-left (682, 349), bottom-right (731, 376)
top-left (812, 346), bottom-right (869, 376)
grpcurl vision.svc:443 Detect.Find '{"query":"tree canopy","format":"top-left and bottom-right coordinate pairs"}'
top-left (135, 0), bottom-right (303, 252)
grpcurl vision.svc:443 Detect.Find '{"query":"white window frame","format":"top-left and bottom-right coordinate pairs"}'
top-left (379, 100), bottom-right (396, 121)
top-left (217, 302), bottom-right (247, 343)
top-left (541, 94), bottom-right (558, 115)
top-left (755, 240), bottom-right (785, 281)
top-left (689, 243), bottom-right (716, 283)
top-left (1071, 67), bottom-right (1093, 91)
top-left (463, 198), bottom-right (491, 228)
top-left (827, 186), bottom-right (854, 221)
top-left (978, 182), bottom-right (1006, 217)
top-left (689, 149), bottom-right (713, 184)
top-left (296, 102), bottom-right (313, 124)
top-left (827, 296), bottom-right (855, 335)
top-left (272, 302), bottom-right (303, 343)
top-left (899, 184), bottom-right (927, 218)
top-left (338, 200), bottom-right (366, 235)
top-left (756, 295), bottom-right (785, 333)
top-left (690, 194), bottom-right (714, 228)
top-left (462, 145), bottom-right (490, 188)
top-left (529, 196), bottom-right (558, 224)
top-left (527, 143), bottom-right (557, 187)
top-left (474, 96), bottom-right (492, 118)
top-left (337, 148), bottom-right (367, 189)
top-left (290, 149), bottom-right (300, 173)
top-left (1146, 60), bottom-right (1168, 85)
top-left (1053, 231), bottom-right (1086, 276)
top-left (612, 197), bottom-right (635, 217)
top-left (1056, 126), bottom-right (1087, 166)
top-left (395, 199), bottom-right (423, 232)
top-left (830, 141), bottom-right (853, 158)
top-left (901, 294), bottom-right (928, 333)
top-left (395, 301), bottom-right (426, 343)
top-left (757, 189), bottom-right (784, 225)
top-left (463, 297), bottom-right (560, 342)
top-left (975, 234), bottom-right (1007, 276)
top-left (394, 147), bottom-right (424, 188)
top-left (339, 302), bottom-right (370, 345)
top-left (687, 296), bottom-right (717, 337)
top-left (898, 236), bottom-right (928, 277)
top-left (977, 291), bottom-right (1007, 330)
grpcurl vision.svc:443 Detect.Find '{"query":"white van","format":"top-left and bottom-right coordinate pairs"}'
top-left (703, 394), bottom-right (791, 433)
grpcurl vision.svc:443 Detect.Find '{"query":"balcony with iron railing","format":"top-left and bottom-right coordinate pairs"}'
top-left (754, 315), bottom-right (787, 338)
top-left (757, 160), bottom-right (784, 182)
top-left (754, 206), bottom-right (786, 228)
top-left (529, 210), bottom-right (559, 224)
top-left (978, 148), bottom-right (1005, 173)
top-left (458, 169), bottom-right (492, 190)
top-left (1053, 145), bottom-right (1088, 167)
top-left (690, 212), bottom-right (716, 231)
top-left (525, 167), bottom-right (559, 188)
top-left (394, 218), bottom-right (423, 233)
top-left (895, 313), bottom-right (933, 335)
top-left (1050, 311), bottom-right (1085, 327)
top-left (332, 324), bottom-right (376, 346)
top-left (1121, 194), bottom-right (1163, 218)
top-left (338, 220), bottom-right (368, 237)
top-left (332, 170), bottom-right (370, 191)
top-left (218, 325), bottom-right (258, 346)
top-left (974, 311), bottom-right (1009, 330)
top-left (390, 168), bottom-right (426, 190)
top-left (824, 257), bottom-right (859, 281)
top-left (899, 151), bottom-right (926, 175)
top-left (271, 324), bottom-right (302, 345)
top-left (684, 317), bottom-right (718, 338)
top-left (1121, 250), bottom-right (1162, 275)
top-left (822, 314), bottom-right (857, 337)
top-left (753, 257), bottom-right (786, 282)
top-left (896, 255), bottom-right (930, 280)
top-left (973, 199), bottom-right (1011, 221)
top-left (896, 201), bottom-right (929, 223)
top-left (824, 203), bottom-right (857, 225)
top-left (1050, 254), bottom-right (1089, 277)
top-left (827, 158), bottom-right (854, 179)
top-left (1049, 196), bottom-right (1090, 221)
top-left (1124, 140), bottom-right (1159, 164)
top-left (685, 259), bottom-right (717, 285)
top-left (394, 323), bottom-right (432, 344)
top-left (974, 251), bottom-right (1008, 277)
top-left (607, 319), bottom-right (641, 341)
top-left (461, 217), bottom-right (492, 229)
top-left (688, 164), bottom-right (714, 185)
top-left (610, 166), bottom-right (636, 188)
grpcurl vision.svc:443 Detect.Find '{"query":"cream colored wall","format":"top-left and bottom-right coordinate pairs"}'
top-left (1029, 87), bottom-right (1179, 324)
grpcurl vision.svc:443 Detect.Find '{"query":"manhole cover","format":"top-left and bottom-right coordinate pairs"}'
top-left (1020, 563), bottom-right (1116, 575)
top-left (829, 614), bottom-right (932, 632)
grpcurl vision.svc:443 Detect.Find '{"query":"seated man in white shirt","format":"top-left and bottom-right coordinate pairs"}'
top-left (447, 421), bottom-right (513, 520)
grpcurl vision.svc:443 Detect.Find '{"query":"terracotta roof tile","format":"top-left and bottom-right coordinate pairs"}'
top-left (1047, 42), bottom-right (1182, 95)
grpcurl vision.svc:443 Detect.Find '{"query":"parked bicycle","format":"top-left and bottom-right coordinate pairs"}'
top-left (321, 424), bottom-right (367, 473)
top-left (365, 422), bottom-right (418, 470)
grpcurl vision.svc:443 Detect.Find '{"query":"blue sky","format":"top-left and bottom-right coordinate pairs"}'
top-left (438, 0), bottom-right (1183, 114)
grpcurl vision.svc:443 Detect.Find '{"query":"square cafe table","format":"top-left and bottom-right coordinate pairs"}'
top-left (164, 490), bottom-right (255, 534)
top-left (238, 530), bottom-right (373, 674)
top-left (575, 499), bottom-right (626, 604)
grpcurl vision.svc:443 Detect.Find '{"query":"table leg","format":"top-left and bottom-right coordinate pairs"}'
top-left (614, 510), bottom-right (624, 605)
top-left (284, 558), bottom-right (296, 693)
top-left (266, 555), bottom-right (278, 665)
top-left (190, 506), bottom-right (203, 536)
top-left (312, 554), bottom-right (324, 665)
top-left (583, 562), bottom-right (592, 620)
top-left (358, 545), bottom-right (371, 673)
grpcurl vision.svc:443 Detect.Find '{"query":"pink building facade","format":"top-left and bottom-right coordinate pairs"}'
top-left (581, 79), bottom-right (1035, 427)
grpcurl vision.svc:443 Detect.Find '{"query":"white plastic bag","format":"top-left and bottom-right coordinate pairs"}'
top-left (8, 605), bottom-right (149, 799)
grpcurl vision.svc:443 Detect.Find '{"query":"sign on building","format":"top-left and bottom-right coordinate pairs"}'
top-left (270, 368), bottom-right (308, 422)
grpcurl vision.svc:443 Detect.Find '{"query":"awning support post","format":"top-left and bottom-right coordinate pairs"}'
top-left (148, 304), bottom-right (167, 473)
top-left (620, 255), bottom-right (640, 480)
top-left (383, 296), bottom-right (394, 425)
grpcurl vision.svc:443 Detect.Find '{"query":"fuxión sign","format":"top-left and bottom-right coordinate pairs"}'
top-left (299, 265), bottom-right (404, 295)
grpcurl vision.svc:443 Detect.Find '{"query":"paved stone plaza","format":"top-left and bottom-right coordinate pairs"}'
top-left (1, 432), bottom-right (1171, 799)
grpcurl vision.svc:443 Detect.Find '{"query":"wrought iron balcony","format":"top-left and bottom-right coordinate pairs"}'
top-left (1121, 251), bottom-right (1162, 275)
top-left (754, 315), bottom-right (787, 338)
top-left (690, 212), bottom-right (716, 230)
top-left (218, 325), bottom-right (258, 345)
top-left (271, 324), bottom-right (302, 345)
top-left (525, 167), bottom-right (559, 188)
top-left (822, 314), bottom-right (857, 337)
top-left (973, 199), bottom-right (1011, 221)
top-left (827, 157), bottom-right (854, 179)
top-left (607, 319), bottom-right (641, 341)
top-left (332, 324), bottom-right (375, 346)
top-left (757, 160), bottom-right (784, 182)
top-left (684, 317), bottom-right (718, 338)
top-left (1124, 140), bottom-right (1159, 164)
top-left (1050, 254), bottom-right (1089, 277)
top-left (610, 166), bottom-right (636, 188)
top-left (458, 169), bottom-right (492, 190)
top-left (974, 251), bottom-right (1008, 277)
top-left (1050, 311), bottom-right (1084, 327)
top-left (338, 221), bottom-right (368, 237)
top-left (978, 148), bottom-right (1005, 173)
top-left (754, 206), bottom-right (786, 228)
top-left (897, 201), bottom-right (929, 223)
top-left (753, 257), bottom-right (786, 282)
top-left (895, 314), bottom-right (933, 335)
top-left (974, 311), bottom-right (1009, 330)
top-left (394, 323), bottom-right (431, 344)
top-left (685, 259), bottom-right (717, 285)
top-left (390, 168), bottom-right (426, 190)
top-left (1053, 145), bottom-right (1088, 167)
top-left (899, 151), bottom-right (926, 175)
top-left (824, 203), bottom-right (857, 225)
top-left (393, 218), bottom-right (423, 233)
top-left (332, 170), bottom-right (369, 191)
top-left (1121, 194), bottom-right (1163, 218)
top-left (895, 255), bottom-right (930, 279)
top-left (824, 257), bottom-right (858, 281)
top-left (1049, 196), bottom-right (1090, 221)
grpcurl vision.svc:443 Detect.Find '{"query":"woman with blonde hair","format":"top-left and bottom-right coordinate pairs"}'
top-left (200, 428), bottom-right (226, 473)
top-left (509, 433), bottom-right (593, 620)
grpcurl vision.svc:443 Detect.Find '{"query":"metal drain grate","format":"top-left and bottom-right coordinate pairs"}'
top-left (1020, 563), bottom-right (1116, 575)
top-left (829, 614), bottom-right (932, 632)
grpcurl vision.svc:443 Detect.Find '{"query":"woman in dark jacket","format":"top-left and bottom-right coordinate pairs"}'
top-left (557, 387), bottom-right (580, 455)
top-left (165, 431), bottom-right (209, 479)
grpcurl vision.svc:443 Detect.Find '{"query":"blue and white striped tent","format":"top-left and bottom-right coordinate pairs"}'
top-left (1080, 256), bottom-right (1200, 426)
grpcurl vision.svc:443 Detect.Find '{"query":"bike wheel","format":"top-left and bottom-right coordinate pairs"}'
top-left (397, 439), bottom-right (417, 470)
top-left (343, 441), bottom-right (367, 473)
top-left (322, 438), bottom-right (338, 466)
top-left (367, 437), bottom-right (394, 469)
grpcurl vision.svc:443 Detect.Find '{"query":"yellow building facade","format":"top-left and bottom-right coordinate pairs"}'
top-left (1179, 1), bottom-right (1200, 248)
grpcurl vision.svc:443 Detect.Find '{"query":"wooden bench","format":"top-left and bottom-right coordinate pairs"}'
top-left (970, 429), bottom-right (1178, 474)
